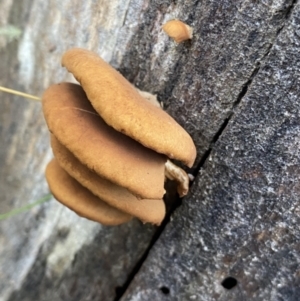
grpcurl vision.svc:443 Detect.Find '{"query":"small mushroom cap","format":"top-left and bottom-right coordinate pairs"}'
top-left (42, 83), bottom-right (166, 199)
top-left (61, 48), bottom-right (196, 167)
top-left (46, 159), bottom-right (132, 226)
top-left (51, 135), bottom-right (166, 225)
top-left (162, 20), bottom-right (193, 43)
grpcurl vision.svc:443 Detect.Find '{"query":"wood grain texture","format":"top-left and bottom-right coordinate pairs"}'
top-left (115, 0), bottom-right (295, 164)
top-left (0, 1), bottom-right (155, 300)
top-left (1, 0), bottom-right (300, 300)
top-left (121, 1), bottom-right (300, 300)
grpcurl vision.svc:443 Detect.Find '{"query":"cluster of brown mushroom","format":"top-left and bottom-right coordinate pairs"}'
top-left (43, 48), bottom-right (196, 226)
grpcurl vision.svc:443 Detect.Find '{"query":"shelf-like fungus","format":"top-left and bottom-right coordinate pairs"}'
top-left (46, 159), bottom-right (132, 225)
top-left (162, 20), bottom-right (193, 43)
top-left (43, 48), bottom-right (196, 226)
top-left (61, 48), bottom-right (196, 167)
top-left (43, 83), bottom-right (166, 200)
top-left (50, 135), bottom-right (166, 225)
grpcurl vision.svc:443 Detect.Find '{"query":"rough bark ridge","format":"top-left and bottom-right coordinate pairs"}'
top-left (121, 1), bottom-right (300, 300)
top-left (0, 0), bottom-right (299, 300)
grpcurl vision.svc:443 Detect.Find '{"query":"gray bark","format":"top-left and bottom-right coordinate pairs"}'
top-left (0, 0), bottom-right (300, 300)
top-left (0, 1), bottom-right (157, 301)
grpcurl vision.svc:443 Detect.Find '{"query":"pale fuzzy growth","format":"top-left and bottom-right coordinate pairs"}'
top-left (162, 20), bottom-right (193, 43)
top-left (138, 90), bottom-right (192, 197)
top-left (136, 88), bottom-right (161, 108)
top-left (165, 160), bottom-right (190, 197)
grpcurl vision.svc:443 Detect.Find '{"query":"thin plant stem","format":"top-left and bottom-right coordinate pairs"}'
top-left (0, 86), bottom-right (40, 101)
top-left (0, 193), bottom-right (52, 221)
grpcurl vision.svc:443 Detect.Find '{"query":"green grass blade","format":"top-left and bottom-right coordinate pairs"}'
top-left (0, 24), bottom-right (22, 42)
top-left (0, 193), bottom-right (52, 221)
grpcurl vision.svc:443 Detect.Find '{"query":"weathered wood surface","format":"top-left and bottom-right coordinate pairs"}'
top-left (121, 1), bottom-right (300, 300)
top-left (0, 1), bottom-right (157, 301)
top-left (0, 0), bottom-right (300, 300)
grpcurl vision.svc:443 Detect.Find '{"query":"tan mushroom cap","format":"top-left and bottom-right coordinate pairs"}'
top-left (42, 83), bottom-right (166, 199)
top-left (162, 20), bottom-right (193, 43)
top-left (62, 48), bottom-right (196, 167)
top-left (46, 159), bottom-right (132, 225)
top-left (51, 135), bottom-right (166, 225)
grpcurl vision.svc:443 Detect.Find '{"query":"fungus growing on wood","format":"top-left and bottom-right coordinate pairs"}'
top-left (50, 135), bottom-right (166, 225)
top-left (165, 160), bottom-right (190, 197)
top-left (42, 48), bottom-right (197, 226)
top-left (42, 83), bottom-right (166, 200)
top-left (162, 20), bottom-right (193, 43)
top-left (61, 48), bottom-right (196, 167)
top-left (46, 159), bottom-right (132, 226)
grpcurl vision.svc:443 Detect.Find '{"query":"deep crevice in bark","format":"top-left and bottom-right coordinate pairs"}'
top-left (192, 64), bottom-right (259, 177)
top-left (113, 2), bottom-right (298, 300)
top-left (113, 193), bottom-right (182, 301)
top-left (192, 0), bottom-right (297, 177)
